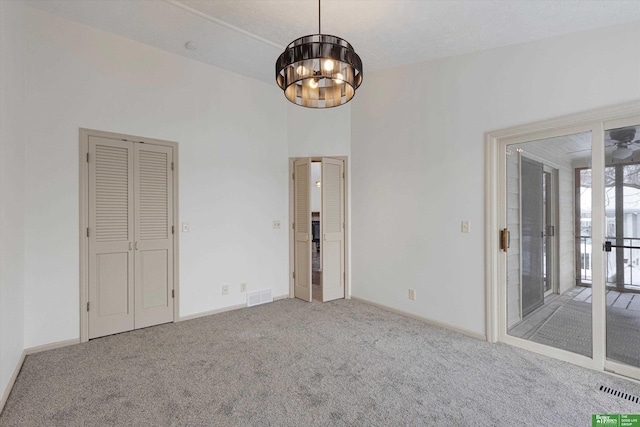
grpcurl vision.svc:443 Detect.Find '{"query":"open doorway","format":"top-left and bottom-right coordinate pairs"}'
top-left (289, 157), bottom-right (348, 303)
top-left (311, 162), bottom-right (322, 301)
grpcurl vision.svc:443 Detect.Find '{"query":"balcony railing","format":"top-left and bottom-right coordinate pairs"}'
top-left (578, 236), bottom-right (640, 289)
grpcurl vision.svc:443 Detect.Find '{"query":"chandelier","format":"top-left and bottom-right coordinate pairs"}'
top-left (275, 0), bottom-right (363, 108)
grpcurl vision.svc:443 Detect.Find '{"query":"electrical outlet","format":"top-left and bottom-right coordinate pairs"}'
top-left (240, 282), bottom-right (247, 292)
top-left (408, 289), bottom-right (416, 301)
top-left (221, 284), bottom-right (229, 295)
top-left (273, 220), bottom-right (281, 229)
top-left (182, 222), bottom-right (190, 232)
top-left (461, 220), bottom-right (470, 233)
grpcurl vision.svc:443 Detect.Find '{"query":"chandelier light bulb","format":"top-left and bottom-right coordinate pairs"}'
top-left (323, 60), bottom-right (334, 72)
top-left (309, 79), bottom-right (319, 89)
top-left (335, 73), bottom-right (344, 84)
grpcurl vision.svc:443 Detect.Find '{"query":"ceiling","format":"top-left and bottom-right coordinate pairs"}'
top-left (24, 0), bottom-right (640, 84)
top-left (512, 125), bottom-right (640, 165)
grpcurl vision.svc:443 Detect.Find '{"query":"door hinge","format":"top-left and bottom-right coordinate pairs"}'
top-left (293, 271), bottom-right (296, 279)
top-left (343, 271), bottom-right (346, 282)
top-left (87, 227), bottom-right (90, 237)
top-left (172, 225), bottom-right (175, 234)
top-left (86, 301), bottom-right (90, 312)
top-left (86, 152), bottom-right (90, 163)
top-left (172, 289), bottom-right (175, 298)
top-left (171, 162), bottom-right (174, 171)
top-left (292, 222), bottom-right (295, 230)
top-left (343, 172), bottom-right (345, 179)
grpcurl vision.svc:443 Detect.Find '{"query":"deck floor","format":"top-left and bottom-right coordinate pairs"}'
top-left (509, 287), bottom-right (640, 339)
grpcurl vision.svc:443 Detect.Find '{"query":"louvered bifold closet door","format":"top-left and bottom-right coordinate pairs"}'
top-left (133, 143), bottom-right (174, 329)
top-left (88, 137), bottom-right (135, 339)
top-left (294, 158), bottom-right (312, 302)
top-left (321, 158), bottom-right (345, 301)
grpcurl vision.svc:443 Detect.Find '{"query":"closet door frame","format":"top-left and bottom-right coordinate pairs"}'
top-left (79, 128), bottom-right (180, 343)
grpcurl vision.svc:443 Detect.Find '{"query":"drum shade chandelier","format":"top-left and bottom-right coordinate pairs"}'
top-left (275, 0), bottom-right (363, 108)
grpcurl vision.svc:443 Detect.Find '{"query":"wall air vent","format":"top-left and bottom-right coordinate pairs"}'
top-left (247, 289), bottom-right (273, 307)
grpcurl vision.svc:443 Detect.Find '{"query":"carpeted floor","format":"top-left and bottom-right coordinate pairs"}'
top-left (2, 298), bottom-right (640, 426)
top-left (531, 299), bottom-right (640, 367)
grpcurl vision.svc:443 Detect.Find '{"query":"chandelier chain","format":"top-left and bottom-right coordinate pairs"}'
top-left (318, 0), bottom-right (321, 35)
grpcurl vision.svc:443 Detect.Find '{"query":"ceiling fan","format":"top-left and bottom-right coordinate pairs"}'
top-left (565, 127), bottom-right (640, 160)
top-left (608, 127), bottom-right (640, 160)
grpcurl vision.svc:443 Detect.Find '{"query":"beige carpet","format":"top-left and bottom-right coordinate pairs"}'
top-left (2, 298), bottom-right (640, 426)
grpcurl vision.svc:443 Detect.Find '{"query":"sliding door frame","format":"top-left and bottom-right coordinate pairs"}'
top-left (485, 101), bottom-right (640, 376)
top-left (79, 128), bottom-right (180, 343)
top-left (602, 114), bottom-right (640, 379)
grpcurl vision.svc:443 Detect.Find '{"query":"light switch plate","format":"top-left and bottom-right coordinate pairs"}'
top-left (461, 220), bottom-right (470, 233)
top-left (182, 222), bottom-right (190, 232)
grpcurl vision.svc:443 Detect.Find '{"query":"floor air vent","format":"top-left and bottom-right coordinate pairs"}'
top-left (247, 289), bottom-right (273, 307)
top-left (599, 385), bottom-right (640, 404)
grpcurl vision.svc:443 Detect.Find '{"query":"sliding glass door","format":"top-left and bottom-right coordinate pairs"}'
top-left (497, 109), bottom-right (640, 381)
top-left (602, 119), bottom-right (640, 374)
top-left (505, 131), bottom-right (592, 358)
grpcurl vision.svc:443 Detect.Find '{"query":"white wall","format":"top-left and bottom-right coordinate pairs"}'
top-left (351, 22), bottom-right (640, 335)
top-left (22, 7), bottom-right (289, 348)
top-left (287, 103), bottom-right (351, 158)
top-left (0, 0), bottom-right (26, 402)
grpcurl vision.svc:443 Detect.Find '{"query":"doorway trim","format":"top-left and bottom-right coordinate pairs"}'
top-left (79, 128), bottom-right (180, 343)
top-left (486, 101), bottom-right (640, 376)
top-left (288, 156), bottom-right (350, 300)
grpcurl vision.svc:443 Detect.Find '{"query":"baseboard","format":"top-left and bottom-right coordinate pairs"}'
top-left (179, 303), bottom-right (247, 321)
top-left (0, 350), bottom-right (26, 415)
top-left (25, 338), bottom-right (80, 355)
top-left (351, 296), bottom-right (487, 341)
top-left (273, 294), bottom-right (289, 302)
top-left (178, 294), bottom-right (289, 322)
top-left (0, 337), bottom-right (81, 415)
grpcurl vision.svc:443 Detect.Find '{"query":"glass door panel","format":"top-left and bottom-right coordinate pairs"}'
top-left (604, 123), bottom-right (640, 368)
top-left (543, 169), bottom-right (554, 295)
top-left (507, 131), bottom-right (593, 358)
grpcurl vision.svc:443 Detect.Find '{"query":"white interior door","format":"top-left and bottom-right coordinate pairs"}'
top-left (321, 158), bottom-right (345, 301)
top-left (134, 143), bottom-right (174, 329)
top-left (294, 158), bottom-right (312, 302)
top-left (88, 137), bottom-right (135, 339)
